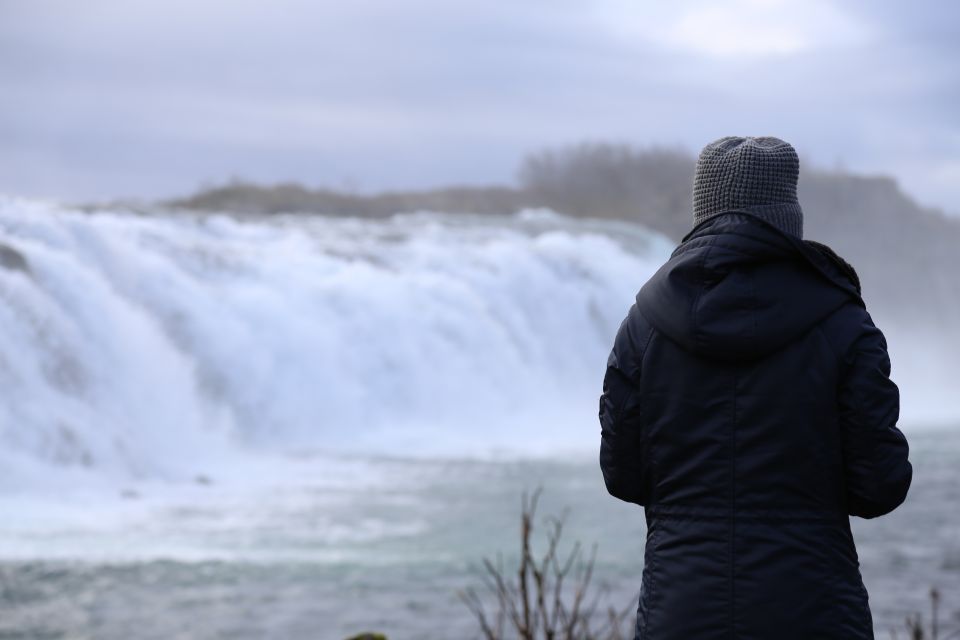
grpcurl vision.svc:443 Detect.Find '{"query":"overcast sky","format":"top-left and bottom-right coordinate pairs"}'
top-left (1, 0), bottom-right (958, 214)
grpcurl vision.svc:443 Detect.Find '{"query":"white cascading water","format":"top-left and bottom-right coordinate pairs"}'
top-left (0, 196), bottom-right (955, 493)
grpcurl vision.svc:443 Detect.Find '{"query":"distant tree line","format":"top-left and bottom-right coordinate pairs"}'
top-left (518, 143), bottom-right (960, 333)
top-left (165, 143), bottom-right (960, 333)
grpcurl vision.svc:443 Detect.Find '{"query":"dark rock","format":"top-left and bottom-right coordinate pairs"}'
top-left (0, 244), bottom-right (29, 274)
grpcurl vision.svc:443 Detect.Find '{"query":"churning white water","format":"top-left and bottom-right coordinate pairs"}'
top-left (0, 197), bottom-right (955, 495)
top-left (0, 199), bottom-right (673, 491)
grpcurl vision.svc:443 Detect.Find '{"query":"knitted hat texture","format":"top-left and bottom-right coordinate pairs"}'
top-left (693, 136), bottom-right (804, 238)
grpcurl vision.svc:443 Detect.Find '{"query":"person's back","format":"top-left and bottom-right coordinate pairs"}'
top-left (598, 136), bottom-right (912, 640)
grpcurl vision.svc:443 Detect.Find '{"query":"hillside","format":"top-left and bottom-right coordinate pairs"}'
top-left (519, 144), bottom-right (960, 333)
top-left (166, 144), bottom-right (960, 332)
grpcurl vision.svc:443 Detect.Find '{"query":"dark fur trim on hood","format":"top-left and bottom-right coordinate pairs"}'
top-left (803, 240), bottom-right (862, 296)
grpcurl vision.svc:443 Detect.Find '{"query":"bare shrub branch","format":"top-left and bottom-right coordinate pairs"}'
top-left (458, 488), bottom-right (636, 640)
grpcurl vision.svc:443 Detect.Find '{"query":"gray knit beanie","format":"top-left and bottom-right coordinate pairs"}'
top-left (692, 136), bottom-right (803, 238)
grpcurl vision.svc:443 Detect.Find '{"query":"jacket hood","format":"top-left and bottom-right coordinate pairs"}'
top-left (636, 212), bottom-right (864, 362)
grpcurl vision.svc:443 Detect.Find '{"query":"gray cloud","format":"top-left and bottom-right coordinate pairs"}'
top-left (0, 0), bottom-right (958, 215)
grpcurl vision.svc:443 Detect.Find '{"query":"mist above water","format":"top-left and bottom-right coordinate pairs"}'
top-left (0, 198), bottom-right (954, 493)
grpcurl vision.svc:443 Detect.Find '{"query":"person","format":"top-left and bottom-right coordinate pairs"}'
top-left (598, 136), bottom-right (912, 640)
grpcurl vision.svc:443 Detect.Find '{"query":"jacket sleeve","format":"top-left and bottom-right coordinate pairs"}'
top-left (838, 311), bottom-right (912, 519)
top-left (599, 303), bottom-right (651, 506)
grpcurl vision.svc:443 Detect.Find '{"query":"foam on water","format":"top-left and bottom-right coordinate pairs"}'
top-left (0, 197), bottom-right (955, 495)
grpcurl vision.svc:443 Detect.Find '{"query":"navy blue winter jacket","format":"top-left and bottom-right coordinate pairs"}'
top-left (599, 212), bottom-right (912, 639)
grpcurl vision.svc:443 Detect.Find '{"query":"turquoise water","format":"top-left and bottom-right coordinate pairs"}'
top-left (1, 428), bottom-right (958, 639)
